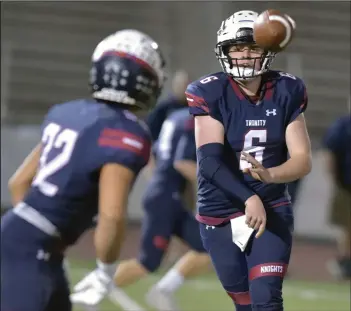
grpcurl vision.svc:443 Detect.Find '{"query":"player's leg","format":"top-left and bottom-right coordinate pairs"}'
top-left (114, 197), bottom-right (178, 287)
top-left (45, 257), bottom-right (72, 311)
top-left (327, 186), bottom-right (351, 279)
top-left (1, 214), bottom-right (54, 311)
top-left (1, 247), bottom-right (50, 311)
top-left (152, 209), bottom-right (211, 293)
top-left (246, 205), bottom-right (293, 311)
top-left (199, 221), bottom-right (252, 311)
top-left (1, 249), bottom-right (71, 311)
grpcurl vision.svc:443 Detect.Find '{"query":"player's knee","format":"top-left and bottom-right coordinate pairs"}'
top-left (138, 253), bottom-right (163, 273)
top-left (138, 258), bottom-right (161, 273)
top-left (250, 278), bottom-right (283, 311)
top-left (225, 290), bottom-right (251, 310)
top-left (139, 234), bottom-right (169, 272)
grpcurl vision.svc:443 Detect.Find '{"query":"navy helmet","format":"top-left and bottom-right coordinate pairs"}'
top-left (90, 29), bottom-right (166, 110)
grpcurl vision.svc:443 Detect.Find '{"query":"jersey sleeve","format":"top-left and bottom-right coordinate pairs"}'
top-left (185, 82), bottom-right (223, 123)
top-left (97, 127), bottom-right (151, 174)
top-left (287, 79), bottom-right (308, 124)
top-left (185, 83), bottom-right (210, 116)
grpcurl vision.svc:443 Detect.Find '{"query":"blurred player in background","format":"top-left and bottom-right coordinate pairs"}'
top-left (287, 178), bottom-right (302, 206)
top-left (146, 69), bottom-right (190, 141)
top-left (145, 69), bottom-right (195, 208)
top-left (186, 10), bottom-right (311, 311)
top-left (2, 29), bottom-right (166, 311)
top-left (111, 107), bottom-right (211, 311)
top-left (322, 97), bottom-right (351, 280)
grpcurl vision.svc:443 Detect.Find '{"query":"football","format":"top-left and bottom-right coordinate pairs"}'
top-left (253, 9), bottom-right (296, 52)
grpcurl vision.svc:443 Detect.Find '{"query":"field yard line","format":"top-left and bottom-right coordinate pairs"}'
top-left (70, 267), bottom-right (350, 302)
top-left (108, 288), bottom-right (146, 311)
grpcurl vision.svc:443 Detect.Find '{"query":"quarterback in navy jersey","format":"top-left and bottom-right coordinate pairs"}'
top-left (186, 10), bottom-right (311, 311)
top-left (2, 29), bottom-right (166, 311)
top-left (111, 107), bottom-right (211, 311)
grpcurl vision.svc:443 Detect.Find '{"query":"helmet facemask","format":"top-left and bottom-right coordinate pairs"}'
top-left (215, 11), bottom-right (276, 81)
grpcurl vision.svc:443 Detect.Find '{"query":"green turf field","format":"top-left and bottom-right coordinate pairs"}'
top-left (69, 260), bottom-right (350, 311)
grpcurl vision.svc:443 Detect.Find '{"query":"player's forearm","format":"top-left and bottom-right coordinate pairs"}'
top-left (8, 143), bottom-right (41, 206)
top-left (94, 216), bottom-right (126, 264)
top-left (268, 154), bottom-right (312, 183)
top-left (9, 182), bottom-right (31, 206)
top-left (197, 143), bottom-right (256, 203)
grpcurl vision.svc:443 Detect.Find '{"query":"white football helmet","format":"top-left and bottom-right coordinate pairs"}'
top-left (215, 10), bottom-right (276, 81)
top-left (91, 29), bottom-right (167, 109)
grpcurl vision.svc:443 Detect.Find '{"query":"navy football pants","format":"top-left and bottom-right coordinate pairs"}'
top-left (1, 211), bottom-right (71, 311)
top-left (199, 205), bottom-right (293, 311)
top-left (139, 194), bottom-right (206, 272)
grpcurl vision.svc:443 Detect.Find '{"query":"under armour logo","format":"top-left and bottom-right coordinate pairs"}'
top-left (36, 249), bottom-right (51, 261)
top-left (266, 109), bottom-right (277, 116)
top-left (206, 225), bottom-right (215, 230)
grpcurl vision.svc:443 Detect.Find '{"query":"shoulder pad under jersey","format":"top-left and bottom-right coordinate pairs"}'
top-left (273, 71), bottom-right (308, 124)
top-left (97, 115), bottom-right (151, 174)
top-left (270, 71), bottom-right (308, 124)
top-left (185, 72), bottom-right (227, 121)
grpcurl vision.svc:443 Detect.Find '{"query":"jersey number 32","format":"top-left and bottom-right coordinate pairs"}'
top-left (32, 122), bottom-right (78, 197)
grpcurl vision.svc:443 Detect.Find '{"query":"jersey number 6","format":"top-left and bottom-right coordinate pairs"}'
top-left (239, 129), bottom-right (267, 170)
top-left (200, 76), bottom-right (219, 84)
top-left (32, 122), bottom-right (78, 197)
top-left (158, 120), bottom-right (176, 160)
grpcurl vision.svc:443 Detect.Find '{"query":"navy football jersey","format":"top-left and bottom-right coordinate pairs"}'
top-left (323, 115), bottom-right (351, 188)
top-left (24, 99), bottom-right (151, 245)
top-left (145, 107), bottom-right (196, 198)
top-left (186, 71), bottom-right (308, 219)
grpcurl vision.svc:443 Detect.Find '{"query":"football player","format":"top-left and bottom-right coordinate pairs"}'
top-left (112, 107), bottom-right (211, 311)
top-left (186, 10), bottom-right (312, 311)
top-left (146, 69), bottom-right (190, 141)
top-left (2, 29), bottom-right (166, 311)
top-left (144, 69), bottom-right (195, 207)
top-left (322, 104), bottom-right (351, 280)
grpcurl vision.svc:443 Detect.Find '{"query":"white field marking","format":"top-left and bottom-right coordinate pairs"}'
top-left (108, 287), bottom-right (146, 311)
top-left (70, 267), bottom-right (350, 302)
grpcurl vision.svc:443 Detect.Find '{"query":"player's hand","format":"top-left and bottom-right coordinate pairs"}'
top-left (244, 195), bottom-right (266, 238)
top-left (241, 152), bottom-right (274, 183)
top-left (70, 262), bottom-right (116, 310)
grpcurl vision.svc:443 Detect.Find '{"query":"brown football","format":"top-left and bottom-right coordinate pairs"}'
top-left (253, 9), bottom-right (296, 52)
